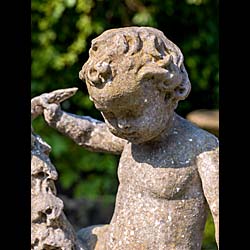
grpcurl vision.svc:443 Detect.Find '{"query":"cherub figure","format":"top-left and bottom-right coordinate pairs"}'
top-left (40, 27), bottom-right (219, 250)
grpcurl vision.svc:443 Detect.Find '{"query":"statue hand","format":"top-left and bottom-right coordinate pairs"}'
top-left (43, 102), bottom-right (62, 125)
top-left (31, 87), bottom-right (78, 125)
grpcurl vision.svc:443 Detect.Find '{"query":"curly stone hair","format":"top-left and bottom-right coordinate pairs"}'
top-left (80, 26), bottom-right (191, 106)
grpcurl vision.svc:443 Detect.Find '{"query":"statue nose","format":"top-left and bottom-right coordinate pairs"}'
top-left (87, 61), bottom-right (112, 85)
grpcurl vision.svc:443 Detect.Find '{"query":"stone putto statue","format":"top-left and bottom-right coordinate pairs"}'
top-left (33, 26), bottom-right (219, 250)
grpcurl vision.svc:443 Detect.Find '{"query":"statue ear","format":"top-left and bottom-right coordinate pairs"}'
top-left (137, 64), bottom-right (182, 90)
top-left (137, 62), bottom-right (191, 101)
top-left (137, 66), bottom-right (169, 82)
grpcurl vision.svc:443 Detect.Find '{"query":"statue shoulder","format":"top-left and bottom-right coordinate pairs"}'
top-left (175, 114), bottom-right (219, 154)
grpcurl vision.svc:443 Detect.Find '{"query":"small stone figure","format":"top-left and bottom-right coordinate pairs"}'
top-left (40, 27), bottom-right (219, 250)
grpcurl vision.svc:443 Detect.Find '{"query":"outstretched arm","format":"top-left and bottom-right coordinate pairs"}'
top-left (45, 108), bottom-right (126, 154)
top-left (196, 147), bottom-right (219, 248)
top-left (32, 88), bottom-right (127, 155)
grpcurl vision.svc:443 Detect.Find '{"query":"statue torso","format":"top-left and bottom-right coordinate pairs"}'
top-left (104, 117), bottom-right (218, 250)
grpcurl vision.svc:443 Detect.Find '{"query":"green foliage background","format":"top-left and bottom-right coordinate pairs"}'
top-left (32, 0), bottom-right (218, 249)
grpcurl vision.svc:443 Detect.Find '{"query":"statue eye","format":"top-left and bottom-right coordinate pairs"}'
top-left (92, 45), bottom-right (98, 51)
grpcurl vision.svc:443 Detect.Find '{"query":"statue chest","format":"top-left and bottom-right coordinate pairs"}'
top-left (118, 142), bottom-right (202, 200)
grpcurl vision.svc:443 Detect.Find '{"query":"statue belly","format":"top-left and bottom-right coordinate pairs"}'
top-left (106, 147), bottom-right (208, 249)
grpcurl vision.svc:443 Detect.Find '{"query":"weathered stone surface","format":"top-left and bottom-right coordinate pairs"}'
top-left (31, 93), bottom-right (85, 250)
top-left (31, 132), bottom-right (85, 250)
top-left (39, 27), bottom-right (219, 249)
top-left (197, 148), bottom-right (219, 246)
top-left (31, 87), bottom-right (78, 120)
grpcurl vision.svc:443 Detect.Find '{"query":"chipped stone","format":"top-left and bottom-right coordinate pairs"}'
top-left (31, 131), bottom-right (84, 250)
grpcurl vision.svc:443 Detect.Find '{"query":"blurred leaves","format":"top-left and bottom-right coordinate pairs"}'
top-left (202, 212), bottom-right (217, 249)
top-left (133, 10), bottom-right (156, 26)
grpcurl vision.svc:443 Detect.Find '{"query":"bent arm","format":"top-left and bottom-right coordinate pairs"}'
top-left (45, 108), bottom-right (127, 155)
top-left (196, 147), bottom-right (219, 248)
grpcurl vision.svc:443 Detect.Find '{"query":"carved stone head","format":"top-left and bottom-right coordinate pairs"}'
top-left (79, 27), bottom-right (191, 143)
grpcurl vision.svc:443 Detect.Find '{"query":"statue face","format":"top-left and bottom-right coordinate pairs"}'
top-left (80, 27), bottom-right (192, 144)
top-left (80, 28), bottom-right (191, 143)
top-left (91, 80), bottom-right (174, 144)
